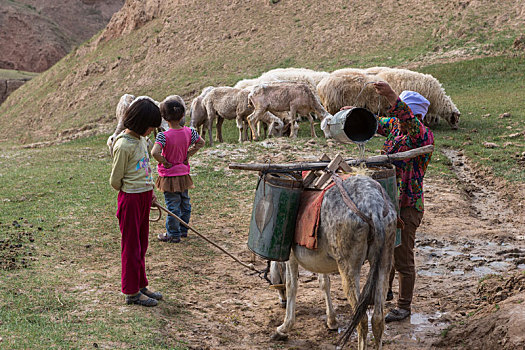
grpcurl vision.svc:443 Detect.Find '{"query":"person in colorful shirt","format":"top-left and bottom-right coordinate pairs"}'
top-left (109, 96), bottom-right (164, 307)
top-left (151, 96), bottom-right (205, 243)
top-left (373, 81), bottom-right (434, 322)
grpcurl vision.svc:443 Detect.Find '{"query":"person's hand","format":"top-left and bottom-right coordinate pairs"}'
top-left (183, 158), bottom-right (189, 165)
top-left (373, 81), bottom-right (398, 106)
top-left (151, 192), bottom-right (158, 207)
top-left (162, 161), bottom-right (173, 169)
top-left (340, 106), bottom-right (354, 110)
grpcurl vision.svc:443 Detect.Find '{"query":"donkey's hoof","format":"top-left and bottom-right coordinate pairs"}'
top-left (327, 321), bottom-right (339, 331)
top-left (271, 331), bottom-right (288, 341)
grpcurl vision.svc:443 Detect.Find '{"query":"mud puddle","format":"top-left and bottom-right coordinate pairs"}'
top-left (416, 234), bottom-right (525, 278)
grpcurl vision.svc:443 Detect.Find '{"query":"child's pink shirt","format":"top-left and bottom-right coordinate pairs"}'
top-left (155, 127), bottom-right (200, 177)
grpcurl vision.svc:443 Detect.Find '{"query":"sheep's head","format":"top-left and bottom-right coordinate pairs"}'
top-left (320, 114), bottom-right (333, 139)
top-left (447, 111), bottom-right (460, 130)
top-left (268, 121), bottom-right (284, 137)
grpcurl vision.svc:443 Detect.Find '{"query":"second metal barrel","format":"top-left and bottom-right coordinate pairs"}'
top-left (248, 172), bottom-right (303, 261)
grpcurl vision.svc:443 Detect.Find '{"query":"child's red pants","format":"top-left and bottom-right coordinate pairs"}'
top-left (116, 190), bottom-right (152, 295)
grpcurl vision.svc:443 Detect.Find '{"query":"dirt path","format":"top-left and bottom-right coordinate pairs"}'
top-left (151, 142), bottom-right (525, 350)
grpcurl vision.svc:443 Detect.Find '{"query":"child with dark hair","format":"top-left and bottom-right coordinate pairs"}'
top-left (152, 96), bottom-right (205, 243)
top-left (109, 96), bottom-right (164, 307)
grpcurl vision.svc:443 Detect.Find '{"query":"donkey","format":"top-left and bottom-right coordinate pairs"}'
top-left (271, 175), bottom-right (397, 350)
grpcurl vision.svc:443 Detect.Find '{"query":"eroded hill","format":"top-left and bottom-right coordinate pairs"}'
top-left (0, 0), bottom-right (124, 73)
top-left (0, 0), bottom-right (524, 144)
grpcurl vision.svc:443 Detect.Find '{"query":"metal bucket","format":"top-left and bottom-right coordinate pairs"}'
top-left (327, 107), bottom-right (378, 144)
top-left (369, 164), bottom-right (401, 247)
top-left (248, 172), bottom-right (303, 261)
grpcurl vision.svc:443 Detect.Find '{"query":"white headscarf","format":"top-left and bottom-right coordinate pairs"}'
top-left (399, 91), bottom-right (430, 119)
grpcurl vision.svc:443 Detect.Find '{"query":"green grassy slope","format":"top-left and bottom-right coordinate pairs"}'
top-left (0, 0), bottom-right (523, 143)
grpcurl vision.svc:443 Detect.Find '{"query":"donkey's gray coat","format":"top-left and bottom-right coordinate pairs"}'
top-left (272, 175), bottom-right (397, 350)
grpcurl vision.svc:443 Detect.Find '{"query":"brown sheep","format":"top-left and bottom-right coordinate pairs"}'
top-left (247, 81), bottom-right (331, 141)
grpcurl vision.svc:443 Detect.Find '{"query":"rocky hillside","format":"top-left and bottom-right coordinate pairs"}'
top-left (0, 0), bottom-right (524, 144)
top-left (0, 0), bottom-right (124, 73)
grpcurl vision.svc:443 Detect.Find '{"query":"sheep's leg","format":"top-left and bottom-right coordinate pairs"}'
top-left (308, 113), bottom-right (317, 138)
top-left (216, 116), bottom-right (224, 143)
top-left (257, 121), bottom-right (267, 140)
top-left (199, 121), bottom-right (207, 141)
top-left (290, 120), bottom-right (299, 138)
top-left (206, 110), bottom-right (216, 147)
top-left (318, 273), bottom-right (337, 330)
top-left (289, 107), bottom-right (299, 137)
top-left (245, 121), bottom-right (252, 141)
top-left (267, 122), bottom-right (275, 138)
top-left (247, 109), bottom-right (265, 141)
top-left (236, 116), bottom-right (245, 143)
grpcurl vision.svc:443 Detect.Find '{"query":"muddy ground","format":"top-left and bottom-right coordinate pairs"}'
top-left (6, 137), bottom-right (515, 349)
top-left (141, 139), bottom-right (525, 350)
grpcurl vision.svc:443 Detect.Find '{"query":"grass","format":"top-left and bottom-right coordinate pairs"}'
top-left (0, 68), bottom-right (38, 80)
top-left (0, 134), bottom-right (251, 349)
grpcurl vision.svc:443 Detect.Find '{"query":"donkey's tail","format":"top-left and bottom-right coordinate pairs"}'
top-left (337, 211), bottom-right (386, 348)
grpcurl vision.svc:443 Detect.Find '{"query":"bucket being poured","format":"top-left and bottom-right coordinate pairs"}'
top-left (325, 107), bottom-right (378, 144)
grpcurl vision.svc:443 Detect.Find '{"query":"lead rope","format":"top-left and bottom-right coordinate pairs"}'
top-left (153, 202), bottom-right (271, 282)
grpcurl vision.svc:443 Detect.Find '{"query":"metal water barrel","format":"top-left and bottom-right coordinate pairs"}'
top-left (248, 172), bottom-right (303, 261)
top-left (327, 107), bottom-right (378, 144)
top-left (369, 164), bottom-right (401, 247)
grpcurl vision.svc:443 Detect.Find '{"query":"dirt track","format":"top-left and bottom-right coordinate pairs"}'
top-left (148, 140), bottom-right (525, 350)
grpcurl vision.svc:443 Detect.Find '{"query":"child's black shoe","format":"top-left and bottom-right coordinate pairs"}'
top-left (125, 292), bottom-right (158, 307)
top-left (140, 287), bottom-right (163, 300)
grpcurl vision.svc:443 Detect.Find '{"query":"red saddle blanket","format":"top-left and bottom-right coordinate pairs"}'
top-left (294, 174), bottom-right (353, 249)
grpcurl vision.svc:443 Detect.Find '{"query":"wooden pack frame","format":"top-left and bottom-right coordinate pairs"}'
top-left (302, 153), bottom-right (353, 190)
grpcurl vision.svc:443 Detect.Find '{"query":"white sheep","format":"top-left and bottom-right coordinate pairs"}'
top-left (202, 86), bottom-right (255, 146)
top-left (107, 94), bottom-right (180, 156)
top-left (233, 78), bottom-right (260, 90)
top-left (234, 67), bottom-right (329, 91)
top-left (107, 93), bottom-right (135, 155)
top-left (189, 86), bottom-right (214, 140)
top-left (247, 81), bottom-right (331, 141)
top-left (374, 68), bottom-right (460, 129)
top-left (316, 71), bottom-right (389, 115)
top-left (160, 94), bottom-right (187, 125)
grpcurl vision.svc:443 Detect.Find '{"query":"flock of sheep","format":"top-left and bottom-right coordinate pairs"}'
top-left (107, 66), bottom-right (461, 151)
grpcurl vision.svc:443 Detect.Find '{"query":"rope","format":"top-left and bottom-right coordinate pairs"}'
top-left (353, 81), bottom-right (383, 115)
top-left (149, 206), bottom-right (162, 222)
top-left (353, 81), bottom-right (376, 107)
top-left (153, 201), bottom-right (268, 277)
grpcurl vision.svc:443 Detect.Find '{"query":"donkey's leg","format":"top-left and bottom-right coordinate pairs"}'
top-left (269, 261), bottom-right (287, 308)
top-left (371, 270), bottom-right (386, 350)
top-left (318, 273), bottom-right (337, 330)
top-left (372, 221), bottom-right (396, 350)
top-left (338, 264), bottom-right (368, 350)
top-left (274, 254), bottom-right (299, 339)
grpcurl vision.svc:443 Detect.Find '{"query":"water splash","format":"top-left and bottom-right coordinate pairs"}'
top-left (355, 141), bottom-right (367, 162)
